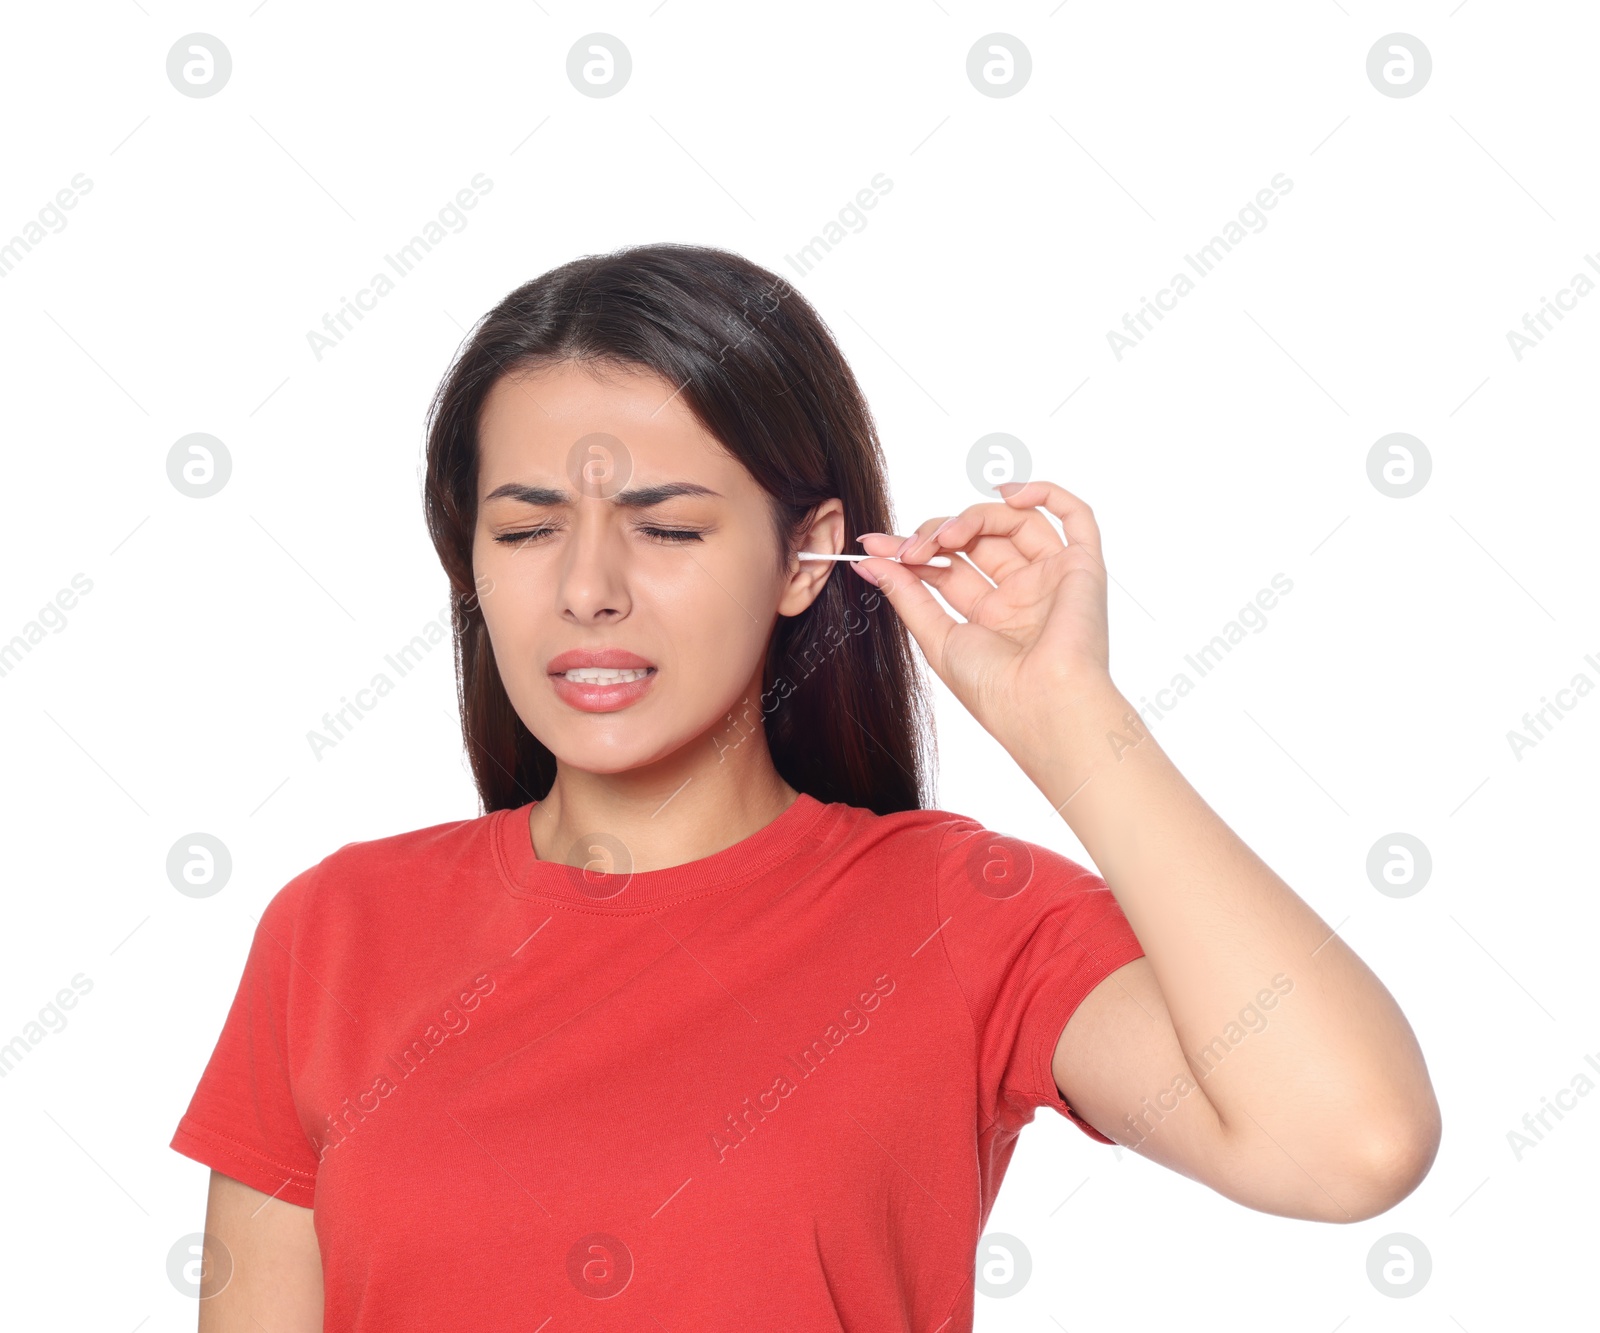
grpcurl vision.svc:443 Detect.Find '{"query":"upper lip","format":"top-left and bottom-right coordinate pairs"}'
top-left (547, 648), bottom-right (657, 674)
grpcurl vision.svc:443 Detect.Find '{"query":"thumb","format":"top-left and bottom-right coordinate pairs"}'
top-left (855, 558), bottom-right (953, 667)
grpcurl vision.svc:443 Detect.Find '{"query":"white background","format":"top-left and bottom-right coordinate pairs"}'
top-left (1, 1), bottom-right (1594, 1328)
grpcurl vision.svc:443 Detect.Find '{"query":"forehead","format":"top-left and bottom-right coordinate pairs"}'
top-left (477, 361), bottom-right (735, 488)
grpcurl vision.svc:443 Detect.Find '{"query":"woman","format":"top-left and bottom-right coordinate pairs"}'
top-left (170, 243), bottom-right (1440, 1330)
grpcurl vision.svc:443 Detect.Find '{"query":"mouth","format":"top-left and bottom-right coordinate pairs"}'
top-left (546, 653), bottom-right (659, 713)
top-left (555, 666), bottom-right (655, 684)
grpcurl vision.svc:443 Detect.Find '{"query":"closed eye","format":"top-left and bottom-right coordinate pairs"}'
top-left (493, 526), bottom-right (705, 546)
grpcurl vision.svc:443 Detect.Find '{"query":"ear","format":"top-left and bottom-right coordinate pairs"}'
top-left (778, 497), bottom-right (846, 617)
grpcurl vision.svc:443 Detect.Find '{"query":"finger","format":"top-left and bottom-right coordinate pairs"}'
top-left (899, 501), bottom-right (1063, 581)
top-left (859, 532), bottom-right (998, 618)
top-left (905, 552), bottom-right (999, 619)
top-left (949, 532), bottom-right (1038, 587)
top-left (890, 516), bottom-right (953, 563)
top-left (995, 479), bottom-right (1105, 571)
top-left (850, 556), bottom-right (957, 665)
top-left (857, 531), bottom-right (906, 558)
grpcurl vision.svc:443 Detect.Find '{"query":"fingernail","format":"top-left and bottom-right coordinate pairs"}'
top-left (856, 532), bottom-right (887, 541)
top-left (901, 517), bottom-right (953, 562)
top-left (853, 560), bottom-right (881, 586)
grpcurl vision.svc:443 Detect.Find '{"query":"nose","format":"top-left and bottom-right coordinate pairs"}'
top-left (556, 503), bottom-right (631, 625)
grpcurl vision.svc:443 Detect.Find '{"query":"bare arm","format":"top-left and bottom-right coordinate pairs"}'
top-left (197, 1170), bottom-right (323, 1331)
top-left (1055, 953), bottom-right (1436, 1222)
top-left (1039, 680), bottom-right (1441, 1222)
top-left (862, 481), bottom-right (1441, 1222)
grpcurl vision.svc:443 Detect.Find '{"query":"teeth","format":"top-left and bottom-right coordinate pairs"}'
top-left (562, 667), bottom-right (653, 684)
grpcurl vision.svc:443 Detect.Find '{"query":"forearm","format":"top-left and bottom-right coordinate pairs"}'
top-left (1006, 676), bottom-right (1440, 1189)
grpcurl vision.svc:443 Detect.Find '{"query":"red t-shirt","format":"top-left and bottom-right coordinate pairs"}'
top-left (170, 792), bottom-right (1145, 1330)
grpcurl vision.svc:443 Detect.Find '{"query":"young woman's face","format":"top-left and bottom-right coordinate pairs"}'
top-left (471, 359), bottom-right (842, 776)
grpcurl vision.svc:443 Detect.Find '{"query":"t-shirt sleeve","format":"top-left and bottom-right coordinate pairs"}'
top-left (934, 817), bottom-right (1146, 1144)
top-left (169, 868), bottom-right (321, 1208)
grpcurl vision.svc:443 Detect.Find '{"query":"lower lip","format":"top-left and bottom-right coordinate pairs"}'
top-left (549, 669), bottom-right (658, 713)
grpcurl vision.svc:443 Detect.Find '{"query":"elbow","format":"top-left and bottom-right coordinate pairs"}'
top-left (1330, 1096), bottom-right (1443, 1223)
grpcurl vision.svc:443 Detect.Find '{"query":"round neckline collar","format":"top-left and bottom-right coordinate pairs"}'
top-left (492, 790), bottom-right (834, 912)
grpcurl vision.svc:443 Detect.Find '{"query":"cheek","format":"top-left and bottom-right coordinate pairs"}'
top-left (471, 557), bottom-right (538, 662)
top-left (637, 562), bottom-right (777, 667)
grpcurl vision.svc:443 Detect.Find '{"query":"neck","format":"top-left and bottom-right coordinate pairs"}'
top-left (529, 684), bottom-right (799, 873)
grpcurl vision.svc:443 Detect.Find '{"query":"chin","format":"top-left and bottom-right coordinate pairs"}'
top-left (544, 726), bottom-right (689, 778)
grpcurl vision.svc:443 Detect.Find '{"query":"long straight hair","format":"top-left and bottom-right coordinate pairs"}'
top-left (422, 243), bottom-right (933, 817)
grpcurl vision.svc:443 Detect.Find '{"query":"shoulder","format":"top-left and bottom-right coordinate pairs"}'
top-left (815, 800), bottom-right (982, 864)
top-left (814, 801), bottom-right (1089, 900)
top-left (817, 800), bottom-right (1098, 869)
top-left (267, 807), bottom-right (500, 926)
top-left (828, 802), bottom-right (1091, 879)
top-left (320, 807), bottom-right (496, 874)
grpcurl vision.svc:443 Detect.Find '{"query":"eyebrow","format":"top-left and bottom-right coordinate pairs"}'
top-left (482, 481), bottom-right (722, 508)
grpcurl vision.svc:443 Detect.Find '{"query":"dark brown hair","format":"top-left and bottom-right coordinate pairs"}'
top-left (422, 242), bottom-right (933, 817)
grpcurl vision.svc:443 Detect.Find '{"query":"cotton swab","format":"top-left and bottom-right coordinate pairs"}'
top-left (798, 552), bottom-right (953, 568)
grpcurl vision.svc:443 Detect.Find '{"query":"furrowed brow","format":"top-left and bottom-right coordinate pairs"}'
top-left (482, 481), bottom-right (721, 507)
